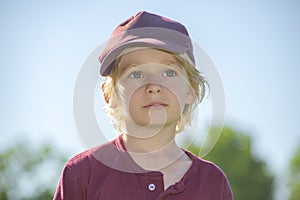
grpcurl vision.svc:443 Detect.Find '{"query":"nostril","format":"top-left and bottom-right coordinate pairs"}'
top-left (147, 89), bottom-right (160, 93)
top-left (146, 84), bottom-right (163, 94)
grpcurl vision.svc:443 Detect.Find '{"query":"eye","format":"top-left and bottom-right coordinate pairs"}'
top-left (163, 69), bottom-right (177, 77)
top-left (128, 71), bottom-right (143, 79)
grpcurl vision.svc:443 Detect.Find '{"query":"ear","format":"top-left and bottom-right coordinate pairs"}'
top-left (102, 82), bottom-right (110, 104)
top-left (185, 88), bottom-right (197, 105)
top-left (108, 98), bottom-right (118, 108)
top-left (102, 94), bottom-right (118, 109)
top-left (102, 82), bottom-right (117, 108)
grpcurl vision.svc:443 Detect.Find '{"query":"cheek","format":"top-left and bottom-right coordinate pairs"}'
top-left (116, 79), bottom-right (143, 102)
top-left (165, 81), bottom-right (190, 109)
top-left (117, 86), bottom-right (144, 118)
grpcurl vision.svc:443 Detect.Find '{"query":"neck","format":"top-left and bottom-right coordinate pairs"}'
top-left (122, 125), bottom-right (186, 171)
top-left (122, 123), bottom-right (178, 153)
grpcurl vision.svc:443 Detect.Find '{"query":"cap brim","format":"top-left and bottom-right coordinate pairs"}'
top-left (100, 38), bottom-right (189, 76)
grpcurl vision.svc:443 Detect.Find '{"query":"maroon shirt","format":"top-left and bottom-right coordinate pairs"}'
top-left (53, 135), bottom-right (233, 200)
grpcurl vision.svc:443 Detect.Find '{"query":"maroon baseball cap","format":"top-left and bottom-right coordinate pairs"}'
top-left (99, 11), bottom-right (195, 76)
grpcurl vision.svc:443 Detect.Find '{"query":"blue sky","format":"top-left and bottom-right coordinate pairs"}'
top-left (1, 1), bottom-right (299, 199)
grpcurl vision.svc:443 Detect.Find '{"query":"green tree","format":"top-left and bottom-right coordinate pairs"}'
top-left (288, 146), bottom-right (300, 200)
top-left (0, 140), bottom-right (67, 200)
top-left (186, 127), bottom-right (274, 200)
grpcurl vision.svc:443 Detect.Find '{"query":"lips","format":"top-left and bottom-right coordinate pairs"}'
top-left (142, 102), bottom-right (168, 109)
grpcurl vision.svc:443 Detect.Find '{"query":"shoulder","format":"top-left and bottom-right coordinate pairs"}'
top-left (185, 150), bottom-right (229, 181)
top-left (65, 149), bottom-right (93, 171)
top-left (63, 139), bottom-right (118, 176)
top-left (184, 150), bottom-right (233, 199)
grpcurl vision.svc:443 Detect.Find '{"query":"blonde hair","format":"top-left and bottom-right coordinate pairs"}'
top-left (101, 48), bottom-right (209, 133)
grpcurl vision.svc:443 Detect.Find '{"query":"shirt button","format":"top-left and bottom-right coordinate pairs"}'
top-left (148, 183), bottom-right (156, 191)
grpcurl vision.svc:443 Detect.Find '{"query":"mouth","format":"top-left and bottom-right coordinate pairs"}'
top-left (142, 102), bottom-right (168, 109)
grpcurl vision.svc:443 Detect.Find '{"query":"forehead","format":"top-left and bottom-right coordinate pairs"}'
top-left (117, 48), bottom-right (179, 69)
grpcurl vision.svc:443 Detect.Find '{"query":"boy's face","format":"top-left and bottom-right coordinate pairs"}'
top-left (115, 48), bottom-right (195, 136)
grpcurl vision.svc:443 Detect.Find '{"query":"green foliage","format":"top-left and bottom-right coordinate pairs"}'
top-left (187, 127), bottom-right (274, 200)
top-left (0, 140), bottom-right (67, 200)
top-left (288, 146), bottom-right (300, 200)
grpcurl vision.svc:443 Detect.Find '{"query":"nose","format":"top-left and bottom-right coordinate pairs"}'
top-left (145, 83), bottom-right (163, 94)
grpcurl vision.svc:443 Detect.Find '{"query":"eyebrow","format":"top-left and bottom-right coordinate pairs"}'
top-left (118, 62), bottom-right (142, 75)
top-left (118, 59), bottom-right (183, 75)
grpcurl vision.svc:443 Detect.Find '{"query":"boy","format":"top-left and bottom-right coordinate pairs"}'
top-left (54, 11), bottom-right (233, 200)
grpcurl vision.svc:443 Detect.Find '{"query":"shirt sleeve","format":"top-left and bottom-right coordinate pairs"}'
top-left (222, 175), bottom-right (234, 200)
top-left (53, 165), bottom-right (87, 200)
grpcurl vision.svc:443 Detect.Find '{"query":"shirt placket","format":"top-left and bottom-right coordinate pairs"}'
top-left (138, 172), bottom-right (164, 199)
